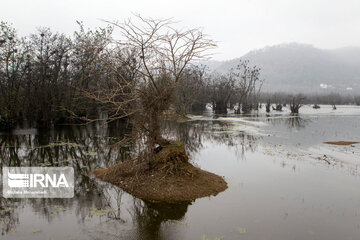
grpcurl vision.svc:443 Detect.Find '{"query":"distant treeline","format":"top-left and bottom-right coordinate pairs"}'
top-left (260, 92), bottom-right (360, 105)
top-left (0, 21), bottom-right (265, 129)
top-left (1, 21), bottom-right (359, 129)
top-left (0, 21), bottom-right (117, 129)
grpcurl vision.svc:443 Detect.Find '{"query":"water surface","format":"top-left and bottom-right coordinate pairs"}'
top-left (1, 105), bottom-right (360, 240)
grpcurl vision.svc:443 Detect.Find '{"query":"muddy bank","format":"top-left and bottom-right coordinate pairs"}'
top-left (93, 142), bottom-right (227, 202)
top-left (324, 141), bottom-right (360, 146)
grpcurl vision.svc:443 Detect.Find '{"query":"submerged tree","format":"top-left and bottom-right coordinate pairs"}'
top-left (289, 94), bottom-right (306, 114)
top-left (173, 65), bottom-right (208, 115)
top-left (208, 73), bottom-right (235, 114)
top-left (25, 28), bottom-right (74, 126)
top-left (207, 60), bottom-right (263, 115)
top-left (0, 21), bottom-right (115, 129)
top-left (232, 60), bottom-right (263, 114)
top-left (0, 21), bottom-right (30, 127)
top-left (266, 100), bottom-right (271, 113)
top-left (355, 96), bottom-right (360, 106)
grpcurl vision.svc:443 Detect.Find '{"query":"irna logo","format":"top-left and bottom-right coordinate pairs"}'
top-left (3, 167), bottom-right (74, 198)
top-left (7, 171), bottom-right (69, 188)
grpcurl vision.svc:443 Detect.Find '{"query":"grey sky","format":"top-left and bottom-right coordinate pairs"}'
top-left (2, 0), bottom-right (360, 60)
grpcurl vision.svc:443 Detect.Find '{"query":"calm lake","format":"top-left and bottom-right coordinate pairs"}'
top-left (1, 105), bottom-right (360, 240)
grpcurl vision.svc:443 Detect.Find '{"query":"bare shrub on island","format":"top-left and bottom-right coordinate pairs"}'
top-left (89, 16), bottom-right (227, 202)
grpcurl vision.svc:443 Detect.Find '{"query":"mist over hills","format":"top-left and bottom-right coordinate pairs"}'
top-left (203, 43), bottom-right (360, 94)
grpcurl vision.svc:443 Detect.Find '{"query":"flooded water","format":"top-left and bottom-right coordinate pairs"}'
top-left (1, 105), bottom-right (360, 240)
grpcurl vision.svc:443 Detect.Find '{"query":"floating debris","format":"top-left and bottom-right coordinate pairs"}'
top-left (32, 229), bottom-right (42, 234)
top-left (200, 234), bottom-right (224, 240)
top-left (90, 208), bottom-right (117, 216)
top-left (324, 141), bottom-right (359, 146)
top-left (317, 155), bottom-right (331, 164)
top-left (53, 205), bottom-right (70, 212)
top-left (235, 227), bottom-right (247, 234)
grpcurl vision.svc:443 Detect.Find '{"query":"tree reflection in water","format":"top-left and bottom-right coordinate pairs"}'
top-left (264, 114), bottom-right (310, 130)
top-left (131, 200), bottom-right (190, 240)
top-left (0, 118), bottom-right (260, 239)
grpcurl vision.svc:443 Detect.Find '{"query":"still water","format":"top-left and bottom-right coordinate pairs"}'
top-left (1, 105), bottom-right (360, 240)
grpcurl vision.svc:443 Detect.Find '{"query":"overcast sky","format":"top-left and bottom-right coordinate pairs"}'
top-left (2, 0), bottom-right (360, 60)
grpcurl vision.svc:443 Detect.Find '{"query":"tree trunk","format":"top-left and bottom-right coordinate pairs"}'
top-left (214, 101), bottom-right (227, 114)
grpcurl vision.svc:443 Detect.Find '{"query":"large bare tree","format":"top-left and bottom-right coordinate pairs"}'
top-left (232, 60), bottom-right (263, 113)
top-left (84, 15), bottom-right (216, 157)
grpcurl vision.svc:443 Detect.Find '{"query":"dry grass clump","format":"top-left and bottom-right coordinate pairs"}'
top-left (93, 142), bottom-right (227, 202)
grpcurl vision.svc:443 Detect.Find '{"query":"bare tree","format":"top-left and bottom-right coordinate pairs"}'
top-left (83, 15), bottom-right (216, 159)
top-left (232, 60), bottom-right (263, 114)
top-left (328, 93), bottom-right (340, 110)
top-left (355, 96), bottom-right (360, 106)
top-left (173, 65), bottom-right (208, 115)
top-left (0, 22), bottom-right (30, 127)
top-left (266, 100), bottom-right (271, 113)
top-left (289, 94), bottom-right (306, 114)
top-left (208, 73), bottom-right (235, 114)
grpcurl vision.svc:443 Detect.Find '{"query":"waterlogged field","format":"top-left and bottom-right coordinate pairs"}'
top-left (0, 105), bottom-right (360, 240)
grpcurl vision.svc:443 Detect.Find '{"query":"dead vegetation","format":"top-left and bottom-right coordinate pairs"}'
top-left (88, 16), bottom-right (228, 202)
top-left (93, 142), bottom-right (227, 202)
top-left (324, 141), bottom-right (360, 146)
